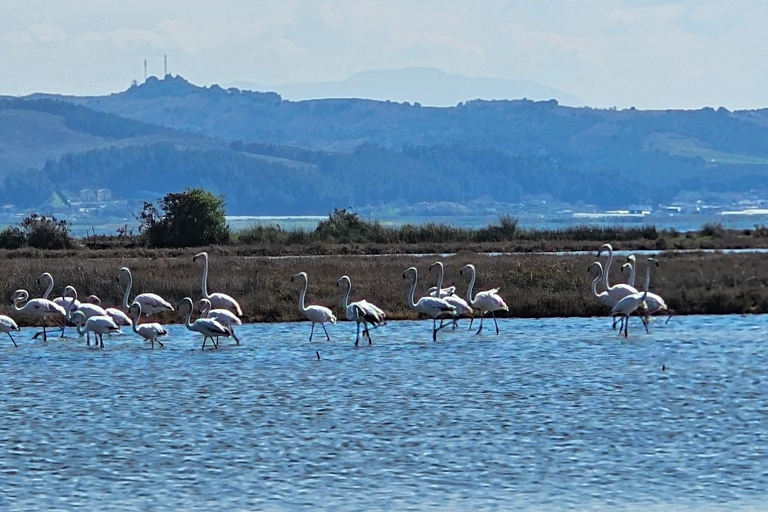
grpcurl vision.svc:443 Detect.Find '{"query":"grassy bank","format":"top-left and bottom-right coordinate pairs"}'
top-left (2, 250), bottom-right (767, 327)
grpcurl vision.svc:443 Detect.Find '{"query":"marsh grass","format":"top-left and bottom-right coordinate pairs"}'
top-left (2, 250), bottom-right (766, 327)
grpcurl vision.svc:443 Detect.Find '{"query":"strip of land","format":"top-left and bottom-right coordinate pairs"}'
top-left (3, 250), bottom-right (766, 326)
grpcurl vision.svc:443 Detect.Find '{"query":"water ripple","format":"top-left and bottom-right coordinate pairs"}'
top-left (0, 315), bottom-right (766, 510)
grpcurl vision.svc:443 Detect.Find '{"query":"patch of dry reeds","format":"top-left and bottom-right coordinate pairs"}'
top-left (1, 250), bottom-right (766, 326)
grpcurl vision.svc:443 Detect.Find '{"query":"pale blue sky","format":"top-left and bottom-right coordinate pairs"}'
top-left (2, 0), bottom-right (766, 109)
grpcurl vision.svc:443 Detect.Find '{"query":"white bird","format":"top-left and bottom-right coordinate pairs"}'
top-left (429, 262), bottom-right (473, 330)
top-left (62, 286), bottom-right (110, 343)
top-left (116, 267), bottom-right (174, 316)
top-left (11, 289), bottom-right (67, 341)
top-left (459, 264), bottom-right (509, 335)
top-left (291, 272), bottom-right (337, 342)
top-left (85, 295), bottom-right (132, 328)
top-left (0, 315), bottom-right (21, 347)
top-left (36, 272), bottom-right (75, 337)
top-left (198, 298), bottom-right (242, 345)
top-left (193, 252), bottom-right (243, 316)
top-left (128, 302), bottom-right (169, 348)
top-left (337, 275), bottom-right (386, 346)
top-left (590, 262), bottom-right (647, 333)
top-left (427, 285), bottom-right (456, 298)
top-left (597, 244), bottom-right (639, 306)
top-left (402, 266), bottom-right (456, 342)
top-left (71, 311), bottom-right (120, 349)
top-left (178, 297), bottom-right (230, 350)
top-left (622, 255), bottom-right (637, 287)
top-left (622, 256), bottom-right (672, 324)
top-left (610, 258), bottom-right (659, 337)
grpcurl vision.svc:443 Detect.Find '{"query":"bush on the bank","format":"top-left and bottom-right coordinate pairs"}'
top-left (139, 188), bottom-right (230, 248)
top-left (20, 213), bottom-right (75, 249)
top-left (0, 226), bottom-right (27, 250)
top-left (701, 222), bottom-right (725, 238)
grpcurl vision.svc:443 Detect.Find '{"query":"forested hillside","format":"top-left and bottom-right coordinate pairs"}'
top-left (4, 75), bottom-right (768, 212)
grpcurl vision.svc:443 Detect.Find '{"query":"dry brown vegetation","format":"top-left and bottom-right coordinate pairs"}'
top-left (1, 249), bottom-right (767, 326)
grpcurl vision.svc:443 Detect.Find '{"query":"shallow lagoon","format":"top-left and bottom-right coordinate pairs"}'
top-left (0, 315), bottom-right (766, 511)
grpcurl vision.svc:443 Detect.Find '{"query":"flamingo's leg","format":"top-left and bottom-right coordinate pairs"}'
top-left (321, 322), bottom-right (330, 341)
top-left (7, 333), bottom-right (17, 347)
top-left (309, 323), bottom-right (315, 342)
top-left (492, 311), bottom-right (500, 335)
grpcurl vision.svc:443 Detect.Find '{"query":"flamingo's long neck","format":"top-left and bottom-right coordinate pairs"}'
top-left (342, 279), bottom-right (351, 310)
top-left (642, 261), bottom-right (652, 299)
top-left (590, 264), bottom-right (603, 299)
top-left (297, 277), bottom-right (308, 313)
top-left (12, 291), bottom-right (28, 312)
top-left (42, 275), bottom-right (54, 300)
top-left (628, 261), bottom-right (637, 287)
top-left (130, 307), bottom-right (141, 335)
top-left (66, 288), bottom-right (79, 321)
top-left (434, 264), bottom-right (445, 297)
top-left (121, 271), bottom-right (133, 310)
top-left (406, 272), bottom-right (418, 309)
top-left (74, 314), bottom-right (86, 336)
top-left (183, 300), bottom-right (194, 330)
top-left (201, 256), bottom-right (210, 299)
top-left (602, 247), bottom-right (614, 291)
top-left (465, 267), bottom-right (477, 306)
top-left (201, 300), bottom-right (211, 318)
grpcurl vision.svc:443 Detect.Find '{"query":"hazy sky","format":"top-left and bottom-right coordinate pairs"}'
top-left (2, 1), bottom-right (767, 109)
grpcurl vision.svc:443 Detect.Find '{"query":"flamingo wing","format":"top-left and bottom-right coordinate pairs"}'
top-left (208, 293), bottom-right (242, 316)
top-left (135, 293), bottom-right (174, 315)
top-left (105, 308), bottom-right (132, 326)
top-left (305, 305), bottom-right (336, 324)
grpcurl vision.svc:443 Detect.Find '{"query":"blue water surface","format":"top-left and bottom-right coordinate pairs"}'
top-left (0, 315), bottom-right (766, 511)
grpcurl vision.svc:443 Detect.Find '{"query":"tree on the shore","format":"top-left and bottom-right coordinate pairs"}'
top-left (139, 188), bottom-right (230, 248)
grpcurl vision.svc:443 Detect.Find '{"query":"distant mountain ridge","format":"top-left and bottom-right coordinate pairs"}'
top-left (226, 67), bottom-right (585, 107)
top-left (2, 74), bottom-right (768, 215)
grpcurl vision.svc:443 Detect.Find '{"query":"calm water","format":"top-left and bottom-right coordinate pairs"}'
top-left (0, 316), bottom-right (766, 511)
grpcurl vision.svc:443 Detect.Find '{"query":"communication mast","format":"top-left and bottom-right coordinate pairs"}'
top-left (144, 59), bottom-right (147, 81)
top-left (164, 55), bottom-right (168, 76)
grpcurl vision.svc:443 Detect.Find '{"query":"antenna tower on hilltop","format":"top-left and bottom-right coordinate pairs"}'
top-left (144, 59), bottom-right (147, 81)
top-left (164, 55), bottom-right (168, 76)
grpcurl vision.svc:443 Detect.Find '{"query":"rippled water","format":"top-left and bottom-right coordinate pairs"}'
top-left (0, 315), bottom-right (766, 511)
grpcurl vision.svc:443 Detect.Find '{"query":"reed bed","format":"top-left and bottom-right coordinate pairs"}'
top-left (1, 250), bottom-right (766, 327)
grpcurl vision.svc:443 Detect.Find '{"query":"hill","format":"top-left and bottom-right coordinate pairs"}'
top-left (4, 75), bottom-right (768, 214)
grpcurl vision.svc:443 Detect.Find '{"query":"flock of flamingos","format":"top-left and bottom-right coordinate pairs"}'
top-left (0, 244), bottom-right (670, 350)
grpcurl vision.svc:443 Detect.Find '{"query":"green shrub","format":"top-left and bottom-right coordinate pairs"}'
top-left (701, 222), bottom-right (725, 238)
top-left (0, 226), bottom-right (26, 249)
top-left (139, 188), bottom-right (230, 248)
top-left (20, 214), bottom-right (75, 249)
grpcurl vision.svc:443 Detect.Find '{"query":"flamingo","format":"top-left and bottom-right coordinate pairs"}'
top-left (597, 244), bottom-right (639, 305)
top-left (198, 298), bottom-right (242, 345)
top-left (622, 256), bottom-right (672, 324)
top-left (427, 285), bottom-right (456, 298)
top-left (85, 295), bottom-right (131, 328)
top-left (128, 302), bottom-right (168, 348)
top-left (610, 258), bottom-right (659, 337)
top-left (178, 297), bottom-right (230, 350)
top-left (459, 264), bottom-right (509, 335)
top-left (11, 289), bottom-right (67, 341)
top-left (71, 311), bottom-right (120, 349)
top-left (589, 262), bottom-right (647, 333)
top-left (622, 255), bottom-right (637, 287)
top-left (402, 267), bottom-right (456, 342)
top-left (291, 272), bottom-right (336, 342)
top-left (429, 262), bottom-right (473, 330)
top-left (116, 267), bottom-right (174, 316)
top-left (0, 315), bottom-right (21, 347)
top-left (192, 252), bottom-right (242, 316)
top-left (337, 275), bottom-right (386, 346)
top-left (62, 286), bottom-right (110, 343)
top-left (36, 272), bottom-right (75, 337)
